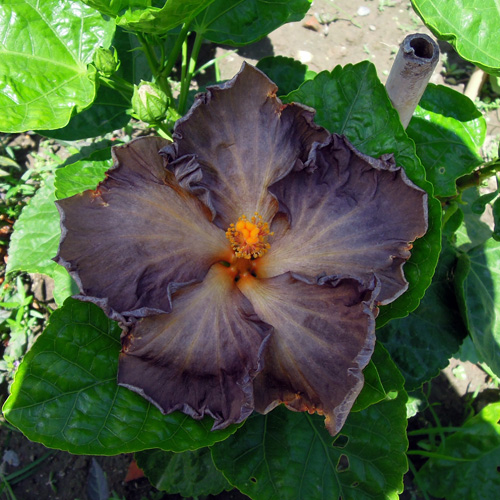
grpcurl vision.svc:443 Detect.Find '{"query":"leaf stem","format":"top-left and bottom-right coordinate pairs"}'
top-left (162, 22), bottom-right (191, 79)
top-left (178, 30), bottom-right (204, 115)
top-left (98, 74), bottom-right (134, 96)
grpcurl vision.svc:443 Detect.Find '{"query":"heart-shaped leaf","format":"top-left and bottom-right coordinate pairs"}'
top-left (0, 0), bottom-right (115, 132)
top-left (2, 299), bottom-right (238, 454)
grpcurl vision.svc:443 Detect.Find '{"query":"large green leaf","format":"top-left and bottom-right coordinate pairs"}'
top-left (2, 299), bottom-right (238, 454)
top-left (84, 1), bottom-right (217, 34)
top-left (5, 177), bottom-right (76, 305)
top-left (406, 84), bottom-right (486, 197)
top-left (0, 0), bottom-right (115, 132)
top-left (211, 344), bottom-right (408, 500)
top-left (458, 238), bottom-right (500, 377)
top-left (285, 63), bottom-right (441, 326)
top-left (411, 0), bottom-right (500, 74)
top-left (135, 447), bottom-right (232, 497)
top-left (418, 402), bottom-right (500, 500)
top-left (193, 0), bottom-right (312, 46)
top-left (378, 242), bottom-right (467, 390)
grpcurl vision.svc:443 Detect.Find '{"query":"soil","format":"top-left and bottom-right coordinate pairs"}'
top-left (1, 1), bottom-right (499, 499)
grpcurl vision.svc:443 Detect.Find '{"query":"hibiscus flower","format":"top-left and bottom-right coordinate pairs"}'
top-left (55, 63), bottom-right (427, 435)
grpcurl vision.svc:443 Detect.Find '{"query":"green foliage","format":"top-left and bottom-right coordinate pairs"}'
top-left (136, 447), bottom-right (232, 497)
top-left (211, 344), bottom-right (408, 500)
top-left (378, 242), bottom-right (467, 390)
top-left (0, 0), bottom-right (115, 132)
top-left (2, 298), bottom-right (239, 454)
top-left (406, 84), bottom-right (486, 197)
top-left (411, 0), bottom-right (500, 74)
top-left (193, 0), bottom-right (312, 45)
top-left (2, 0), bottom-right (500, 498)
top-left (256, 56), bottom-right (315, 96)
top-left (418, 402), bottom-right (500, 500)
top-left (285, 63), bottom-right (441, 326)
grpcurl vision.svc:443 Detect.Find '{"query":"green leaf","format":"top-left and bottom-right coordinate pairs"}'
top-left (418, 402), bottom-right (500, 500)
top-left (40, 85), bottom-right (130, 141)
top-left (256, 56), bottom-right (315, 96)
top-left (193, 0), bottom-right (312, 46)
top-left (406, 84), bottom-right (486, 197)
top-left (212, 343), bottom-right (408, 500)
top-left (285, 62), bottom-right (441, 326)
top-left (84, 1), bottom-right (218, 34)
top-left (0, 0), bottom-right (115, 133)
top-left (378, 242), bottom-right (467, 390)
top-left (2, 299), bottom-right (238, 455)
top-left (136, 447), bottom-right (232, 497)
top-left (55, 158), bottom-right (112, 200)
top-left (458, 237), bottom-right (500, 377)
top-left (5, 177), bottom-right (75, 305)
top-left (411, 0), bottom-right (500, 74)
top-left (455, 188), bottom-right (493, 251)
top-left (6, 178), bottom-right (60, 277)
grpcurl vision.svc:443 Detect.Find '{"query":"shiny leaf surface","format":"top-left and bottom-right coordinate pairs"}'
top-left (0, 0), bottom-right (115, 132)
top-left (84, 0), bottom-right (216, 34)
top-left (411, 0), bottom-right (500, 74)
top-left (286, 63), bottom-right (441, 325)
top-left (193, 0), bottom-right (311, 45)
top-left (2, 299), bottom-right (238, 454)
top-left (407, 84), bottom-right (486, 197)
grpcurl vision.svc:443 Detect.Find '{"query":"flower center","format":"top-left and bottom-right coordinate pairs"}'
top-left (226, 213), bottom-right (273, 259)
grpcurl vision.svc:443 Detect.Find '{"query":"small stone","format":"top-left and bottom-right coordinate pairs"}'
top-left (357, 6), bottom-right (370, 16)
top-left (3, 450), bottom-right (20, 467)
top-left (297, 50), bottom-right (313, 63)
top-left (369, 25), bottom-right (376, 31)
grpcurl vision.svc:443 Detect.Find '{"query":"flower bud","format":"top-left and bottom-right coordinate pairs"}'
top-left (132, 81), bottom-right (169, 123)
top-left (93, 47), bottom-right (119, 77)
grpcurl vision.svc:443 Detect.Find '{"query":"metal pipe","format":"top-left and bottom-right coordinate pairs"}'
top-left (385, 33), bottom-right (440, 128)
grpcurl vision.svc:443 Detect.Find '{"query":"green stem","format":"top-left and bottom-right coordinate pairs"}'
top-left (162, 22), bottom-right (191, 78)
top-left (178, 31), bottom-right (204, 115)
top-left (407, 450), bottom-right (474, 462)
top-left (0, 469), bottom-right (17, 500)
top-left (456, 159), bottom-right (500, 191)
top-left (137, 33), bottom-right (173, 99)
top-left (98, 74), bottom-right (134, 96)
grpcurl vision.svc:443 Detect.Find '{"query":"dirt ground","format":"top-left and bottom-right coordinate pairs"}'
top-left (1, 1), bottom-right (499, 499)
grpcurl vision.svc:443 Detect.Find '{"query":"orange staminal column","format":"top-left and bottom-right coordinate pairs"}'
top-left (225, 213), bottom-right (273, 260)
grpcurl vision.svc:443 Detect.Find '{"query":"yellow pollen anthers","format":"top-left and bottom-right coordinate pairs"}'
top-left (226, 213), bottom-right (273, 260)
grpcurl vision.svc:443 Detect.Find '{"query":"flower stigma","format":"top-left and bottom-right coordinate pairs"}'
top-left (226, 213), bottom-right (273, 260)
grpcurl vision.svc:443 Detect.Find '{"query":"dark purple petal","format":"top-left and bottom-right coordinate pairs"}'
top-left (237, 272), bottom-right (376, 435)
top-left (162, 62), bottom-right (329, 229)
top-left (55, 137), bottom-right (231, 320)
top-left (259, 134), bottom-right (428, 304)
top-left (118, 264), bottom-right (271, 430)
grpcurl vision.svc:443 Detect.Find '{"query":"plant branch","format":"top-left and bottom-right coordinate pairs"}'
top-left (162, 22), bottom-right (191, 79)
